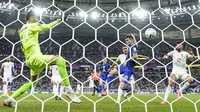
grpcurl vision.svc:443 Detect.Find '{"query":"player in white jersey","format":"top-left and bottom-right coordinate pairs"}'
top-left (161, 43), bottom-right (195, 104)
top-left (49, 65), bottom-right (63, 100)
top-left (0, 58), bottom-right (16, 94)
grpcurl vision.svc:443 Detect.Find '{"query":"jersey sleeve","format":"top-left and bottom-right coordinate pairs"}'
top-left (29, 20), bottom-right (59, 32)
top-left (167, 51), bottom-right (174, 56)
top-left (126, 46), bottom-right (137, 60)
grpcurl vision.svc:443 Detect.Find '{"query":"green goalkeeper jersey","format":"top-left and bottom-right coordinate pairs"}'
top-left (18, 20), bottom-right (59, 60)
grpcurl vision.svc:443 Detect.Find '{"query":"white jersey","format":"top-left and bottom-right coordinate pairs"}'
top-left (1, 62), bottom-right (14, 74)
top-left (117, 54), bottom-right (126, 64)
top-left (50, 65), bottom-right (59, 77)
top-left (168, 50), bottom-right (192, 71)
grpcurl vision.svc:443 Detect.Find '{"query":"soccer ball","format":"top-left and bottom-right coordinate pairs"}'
top-left (145, 28), bottom-right (156, 38)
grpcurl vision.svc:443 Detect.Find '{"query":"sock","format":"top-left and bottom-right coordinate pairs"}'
top-left (125, 85), bottom-right (131, 91)
top-left (173, 84), bottom-right (177, 93)
top-left (59, 86), bottom-right (64, 96)
top-left (56, 57), bottom-right (70, 86)
top-left (53, 85), bottom-right (58, 96)
top-left (3, 84), bottom-right (7, 94)
top-left (10, 82), bottom-right (14, 92)
top-left (11, 82), bottom-right (32, 99)
top-left (164, 85), bottom-right (172, 101)
top-left (107, 76), bottom-right (114, 90)
top-left (185, 88), bottom-right (190, 94)
top-left (58, 85), bottom-right (61, 93)
top-left (180, 82), bottom-right (190, 92)
top-left (98, 85), bottom-right (104, 93)
top-left (117, 86), bottom-right (122, 101)
top-left (93, 87), bottom-right (95, 94)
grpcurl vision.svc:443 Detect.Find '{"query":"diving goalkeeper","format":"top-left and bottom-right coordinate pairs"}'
top-left (3, 11), bottom-right (81, 107)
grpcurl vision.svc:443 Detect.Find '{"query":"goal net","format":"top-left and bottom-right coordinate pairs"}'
top-left (0, 0), bottom-right (200, 112)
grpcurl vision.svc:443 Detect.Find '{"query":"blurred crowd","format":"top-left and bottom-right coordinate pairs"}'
top-left (0, 37), bottom-right (200, 93)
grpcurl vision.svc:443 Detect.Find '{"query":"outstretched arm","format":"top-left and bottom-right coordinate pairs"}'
top-left (163, 51), bottom-right (174, 59)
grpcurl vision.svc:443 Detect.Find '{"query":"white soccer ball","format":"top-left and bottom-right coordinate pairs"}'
top-left (145, 28), bottom-right (156, 38)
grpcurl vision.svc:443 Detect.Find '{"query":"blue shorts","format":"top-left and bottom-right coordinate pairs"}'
top-left (99, 73), bottom-right (108, 82)
top-left (120, 66), bottom-right (134, 84)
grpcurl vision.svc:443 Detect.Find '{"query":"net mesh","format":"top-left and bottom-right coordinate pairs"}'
top-left (0, 0), bottom-right (200, 112)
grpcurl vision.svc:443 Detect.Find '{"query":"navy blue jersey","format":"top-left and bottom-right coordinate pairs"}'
top-left (125, 45), bottom-right (138, 70)
top-left (100, 64), bottom-right (110, 74)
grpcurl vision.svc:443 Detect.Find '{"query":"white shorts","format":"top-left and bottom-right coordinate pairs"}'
top-left (3, 75), bottom-right (13, 83)
top-left (171, 69), bottom-right (191, 81)
top-left (51, 76), bottom-right (62, 83)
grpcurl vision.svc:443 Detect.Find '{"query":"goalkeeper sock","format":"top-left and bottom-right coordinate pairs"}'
top-left (180, 82), bottom-right (190, 92)
top-left (107, 76), bottom-right (113, 90)
top-left (56, 57), bottom-right (70, 86)
top-left (164, 85), bottom-right (172, 101)
top-left (11, 82), bottom-right (32, 99)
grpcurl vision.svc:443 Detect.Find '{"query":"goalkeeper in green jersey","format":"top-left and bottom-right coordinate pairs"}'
top-left (3, 11), bottom-right (81, 107)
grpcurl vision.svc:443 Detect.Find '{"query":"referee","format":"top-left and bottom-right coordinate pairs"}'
top-left (91, 69), bottom-right (99, 96)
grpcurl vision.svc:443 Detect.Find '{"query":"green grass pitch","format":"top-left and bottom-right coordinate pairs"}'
top-left (0, 93), bottom-right (199, 112)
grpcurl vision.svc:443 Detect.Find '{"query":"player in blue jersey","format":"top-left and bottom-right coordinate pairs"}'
top-left (120, 34), bottom-right (149, 98)
top-left (98, 59), bottom-right (110, 97)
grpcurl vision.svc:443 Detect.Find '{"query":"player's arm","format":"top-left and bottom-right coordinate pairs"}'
top-left (137, 54), bottom-right (149, 60)
top-left (31, 19), bottom-right (61, 32)
top-left (187, 50), bottom-right (195, 62)
top-left (163, 51), bottom-right (174, 59)
top-left (12, 67), bottom-right (17, 76)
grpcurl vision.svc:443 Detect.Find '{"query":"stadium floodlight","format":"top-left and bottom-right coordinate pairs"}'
top-left (119, 12), bottom-right (122, 17)
top-left (193, 5), bottom-right (196, 10)
top-left (53, 11), bottom-right (57, 15)
top-left (59, 11), bottom-right (62, 15)
top-left (164, 8), bottom-right (170, 14)
top-left (91, 11), bottom-right (98, 19)
top-left (188, 6), bottom-right (191, 10)
top-left (79, 11), bottom-right (85, 17)
top-left (8, 4), bottom-right (14, 9)
top-left (137, 10), bottom-right (148, 18)
top-left (34, 7), bottom-right (44, 15)
top-left (183, 7), bottom-right (186, 11)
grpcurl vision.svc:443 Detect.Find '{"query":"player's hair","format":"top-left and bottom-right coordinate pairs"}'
top-left (125, 34), bottom-right (135, 40)
top-left (26, 10), bottom-right (35, 21)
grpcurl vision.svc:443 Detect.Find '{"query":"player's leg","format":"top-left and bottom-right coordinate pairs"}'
top-left (51, 56), bottom-right (81, 103)
top-left (116, 86), bottom-right (122, 103)
top-left (7, 76), bottom-right (13, 94)
top-left (173, 83), bottom-right (177, 94)
top-left (52, 80), bottom-right (59, 100)
top-left (3, 70), bottom-right (40, 107)
top-left (3, 76), bottom-right (7, 95)
top-left (98, 79), bottom-right (104, 97)
top-left (9, 71), bottom-right (14, 93)
top-left (107, 68), bottom-right (118, 89)
top-left (177, 74), bottom-right (193, 98)
top-left (161, 73), bottom-right (177, 104)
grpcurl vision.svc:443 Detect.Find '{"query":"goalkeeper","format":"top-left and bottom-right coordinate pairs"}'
top-left (3, 11), bottom-right (81, 107)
